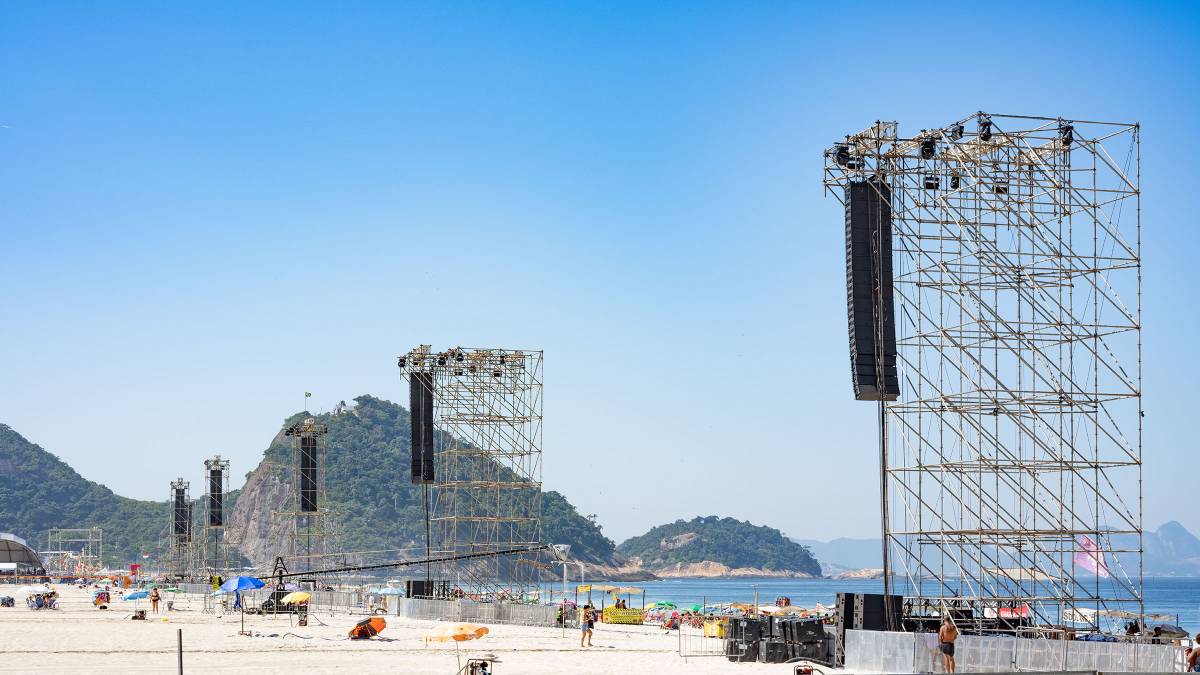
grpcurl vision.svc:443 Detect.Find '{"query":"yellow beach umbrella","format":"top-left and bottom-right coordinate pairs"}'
top-left (425, 622), bottom-right (490, 669)
top-left (281, 591), bottom-right (311, 605)
top-left (425, 622), bottom-right (489, 643)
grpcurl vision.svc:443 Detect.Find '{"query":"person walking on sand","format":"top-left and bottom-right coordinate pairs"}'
top-left (579, 604), bottom-right (595, 647)
top-left (939, 616), bottom-right (958, 673)
top-left (150, 587), bottom-right (161, 614)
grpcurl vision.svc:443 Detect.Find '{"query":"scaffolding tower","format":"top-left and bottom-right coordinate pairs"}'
top-left (399, 345), bottom-right (545, 598)
top-left (43, 527), bottom-right (103, 575)
top-left (274, 417), bottom-right (338, 582)
top-left (199, 455), bottom-right (233, 574)
top-left (823, 113), bottom-right (1142, 632)
top-left (167, 478), bottom-right (193, 579)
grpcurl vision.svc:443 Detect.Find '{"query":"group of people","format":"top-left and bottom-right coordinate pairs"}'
top-left (27, 591), bottom-right (58, 610)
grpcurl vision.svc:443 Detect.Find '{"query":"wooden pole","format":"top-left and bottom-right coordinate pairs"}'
top-left (176, 628), bottom-right (183, 674)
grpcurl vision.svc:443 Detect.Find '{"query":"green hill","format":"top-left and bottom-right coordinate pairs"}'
top-left (616, 516), bottom-right (821, 576)
top-left (0, 395), bottom-right (616, 569)
top-left (0, 423), bottom-right (171, 562)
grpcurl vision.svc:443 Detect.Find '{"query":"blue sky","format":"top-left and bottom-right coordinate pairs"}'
top-left (1, 2), bottom-right (1197, 543)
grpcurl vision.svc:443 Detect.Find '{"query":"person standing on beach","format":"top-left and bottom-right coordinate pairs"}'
top-left (938, 616), bottom-right (958, 673)
top-left (149, 587), bottom-right (161, 614)
top-left (579, 604), bottom-right (595, 647)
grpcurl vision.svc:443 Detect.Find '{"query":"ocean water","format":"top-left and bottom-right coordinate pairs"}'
top-left (544, 577), bottom-right (1200, 633)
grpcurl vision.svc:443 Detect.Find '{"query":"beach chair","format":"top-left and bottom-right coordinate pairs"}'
top-left (460, 656), bottom-right (497, 675)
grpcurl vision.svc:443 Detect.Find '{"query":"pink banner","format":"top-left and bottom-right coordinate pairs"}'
top-left (1074, 535), bottom-right (1110, 578)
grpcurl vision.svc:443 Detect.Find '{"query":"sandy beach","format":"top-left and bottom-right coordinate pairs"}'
top-left (0, 584), bottom-right (802, 674)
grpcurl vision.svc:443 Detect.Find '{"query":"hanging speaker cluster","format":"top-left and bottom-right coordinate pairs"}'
top-left (409, 372), bottom-right (435, 484)
top-left (845, 178), bottom-right (900, 401)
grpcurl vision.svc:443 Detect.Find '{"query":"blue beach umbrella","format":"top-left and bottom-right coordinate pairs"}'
top-left (219, 576), bottom-right (265, 593)
top-left (219, 576), bottom-right (264, 635)
top-left (123, 589), bottom-right (149, 612)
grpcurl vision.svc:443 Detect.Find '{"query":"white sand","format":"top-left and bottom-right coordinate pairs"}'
top-left (0, 584), bottom-right (803, 674)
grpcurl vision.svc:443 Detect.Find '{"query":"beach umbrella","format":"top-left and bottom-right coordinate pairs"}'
top-left (219, 576), bottom-right (264, 635)
top-left (219, 576), bottom-right (265, 592)
top-left (378, 587), bottom-right (404, 595)
top-left (18, 585), bottom-right (50, 595)
top-left (123, 589), bottom-right (149, 612)
top-left (281, 591), bottom-right (311, 605)
top-left (350, 616), bottom-right (387, 639)
top-left (689, 604), bottom-right (702, 613)
top-left (425, 622), bottom-right (489, 670)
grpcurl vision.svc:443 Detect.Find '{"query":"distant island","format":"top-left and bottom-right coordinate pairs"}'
top-left (616, 515), bottom-right (822, 578)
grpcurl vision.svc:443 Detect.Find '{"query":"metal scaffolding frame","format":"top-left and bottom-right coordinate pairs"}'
top-left (273, 417), bottom-right (340, 582)
top-left (167, 478), bottom-right (193, 579)
top-left (823, 112), bottom-right (1142, 632)
top-left (43, 527), bottom-right (103, 575)
top-left (199, 455), bottom-right (234, 574)
top-left (400, 345), bottom-right (546, 598)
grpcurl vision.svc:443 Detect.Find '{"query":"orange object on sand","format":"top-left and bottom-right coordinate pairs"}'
top-left (349, 616), bottom-right (387, 639)
top-left (424, 623), bottom-right (489, 643)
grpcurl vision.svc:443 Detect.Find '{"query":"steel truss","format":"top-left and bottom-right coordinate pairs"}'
top-left (274, 418), bottom-right (341, 582)
top-left (400, 345), bottom-right (545, 598)
top-left (43, 527), bottom-right (103, 575)
top-left (167, 478), bottom-right (193, 578)
top-left (199, 455), bottom-right (234, 574)
top-left (824, 113), bottom-right (1142, 632)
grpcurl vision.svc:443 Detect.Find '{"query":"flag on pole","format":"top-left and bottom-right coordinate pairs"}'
top-left (1074, 535), bottom-right (1110, 577)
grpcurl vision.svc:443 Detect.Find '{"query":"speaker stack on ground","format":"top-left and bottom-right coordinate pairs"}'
top-left (834, 592), bottom-right (903, 666)
top-left (724, 616), bottom-right (830, 665)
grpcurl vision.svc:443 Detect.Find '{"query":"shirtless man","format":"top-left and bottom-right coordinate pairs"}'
top-left (938, 616), bottom-right (958, 673)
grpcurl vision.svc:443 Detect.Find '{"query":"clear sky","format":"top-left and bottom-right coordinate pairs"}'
top-left (2, 2), bottom-right (1197, 544)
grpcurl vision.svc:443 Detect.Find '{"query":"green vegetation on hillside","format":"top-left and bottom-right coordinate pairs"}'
top-left (258, 395), bottom-right (617, 563)
top-left (0, 424), bottom-right (171, 562)
top-left (616, 515), bottom-right (821, 575)
top-left (0, 395), bottom-right (616, 567)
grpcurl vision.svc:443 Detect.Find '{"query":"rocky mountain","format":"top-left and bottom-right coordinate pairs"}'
top-left (225, 395), bottom-right (619, 571)
top-left (0, 396), bottom-right (619, 572)
top-left (795, 537), bottom-right (882, 575)
top-left (617, 516), bottom-right (822, 577)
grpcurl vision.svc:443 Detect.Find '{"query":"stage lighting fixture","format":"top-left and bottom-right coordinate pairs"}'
top-left (1060, 123), bottom-right (1074, 147)
top-left (993, 182), bottom-right (1009, 195)
top-left (950, 173), bottom-right (961, 190)
top-left (834, 144), bottom-right (850, 167)
top-left (920, 137), bottom-right (937, 160)
top-left (950, 123), bottom-right (964, 141)
top-left (437, 356), bottom-right (446, 366)
top-left (493, 371), bottom-right (501, 378)
top-left (398, 357), bottom-right (406, 368)
top-left (455, 352), bottom-right (464, 362)
top-left (455, 368), bottom-right (463, 376)
top-left (979, 117), bottom-right (992, 142)
top-left (924, 175), bottom-right (939, 190)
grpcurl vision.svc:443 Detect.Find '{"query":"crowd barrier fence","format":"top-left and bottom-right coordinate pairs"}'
top-left (843, 628), bottom-right (1186, 673)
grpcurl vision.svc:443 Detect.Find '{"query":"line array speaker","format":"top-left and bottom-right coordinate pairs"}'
top-left (172, 488), bottom-right (188, 536)
top-left (845, 178), bottom-right (900, 401)
top-left (299, 435), bottom-right (318, 513)
top-left (409, 372), bottom-right (435, 484)
top-left (208, 468), bottom-right (223, 526)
